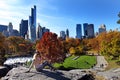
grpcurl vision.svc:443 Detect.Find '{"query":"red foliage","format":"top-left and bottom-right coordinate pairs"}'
top-left (36, 32), bottom-right (65, 63)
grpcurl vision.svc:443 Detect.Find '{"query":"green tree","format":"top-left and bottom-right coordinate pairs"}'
top-left (117, 12), bottom-right (120, 24)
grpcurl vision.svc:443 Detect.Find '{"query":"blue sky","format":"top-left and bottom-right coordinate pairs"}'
top-left (0, 0), bottom-right (120, 37)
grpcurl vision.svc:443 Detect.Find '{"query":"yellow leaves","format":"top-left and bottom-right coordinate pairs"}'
top-left (69, 47), bottom-right (76, 55)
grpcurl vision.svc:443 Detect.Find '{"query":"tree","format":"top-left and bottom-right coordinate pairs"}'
top-left (117, 12), bottom-right (120, 24)
top-left (100, 31), bottom-right (120, 59)
top-left (0, 33), bottom-right (6, 65)
top-left (36, 32), bottom-right (66, 63)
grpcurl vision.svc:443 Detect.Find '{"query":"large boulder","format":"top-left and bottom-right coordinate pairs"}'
top-left (1, 67), bottom-right (95, 80)
top-left (97, 68), bottom-right (120, 80)
top-left (0, 64), bottom-right (14, 78)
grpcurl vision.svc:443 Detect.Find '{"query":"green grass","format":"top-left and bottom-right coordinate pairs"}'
top-left (105, 56), bottom-right (120, 70)
top-left (54, 55), bottom-right (96, 70)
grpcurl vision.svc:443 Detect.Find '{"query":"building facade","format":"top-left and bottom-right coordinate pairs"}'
top-left (60, 31), bottom-right (66, 40)
top-left (29, 5), bottom-right (36, 41)
top-left (76, 24), bottom-right (82, 39)
top-left (83, 23), bottom-right (88, 37)
top-left (66, 29), bottom-right (69, 38)
top-left (99, 24), bottom-right (106, 34)
top-left (36, 24), bottom-right (50, 40)
top-left (87, 24), bottom-right (95, 38)
top-left (0, 24), bottom-right (8, 32)
top-left (19, 19), bottom-right (28, 38)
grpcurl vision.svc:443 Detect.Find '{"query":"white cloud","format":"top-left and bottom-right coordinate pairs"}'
top-left (0, 0), bottom-right (59, 32)
top-left (0, 0), bottom-right (30, 29)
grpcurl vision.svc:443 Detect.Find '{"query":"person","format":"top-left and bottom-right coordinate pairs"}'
top-left (27, 50), bottom-right (55, 72)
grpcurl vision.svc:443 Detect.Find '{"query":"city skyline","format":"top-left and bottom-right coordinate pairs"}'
top-left (0, 0), bottom-right (120, 37)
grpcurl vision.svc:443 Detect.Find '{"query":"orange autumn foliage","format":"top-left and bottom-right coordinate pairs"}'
top-left (36, 32), bottom-right (65, 63)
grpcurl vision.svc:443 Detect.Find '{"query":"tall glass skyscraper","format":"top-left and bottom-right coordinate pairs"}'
top-left (19, 19), bottom-right (28, 38)
top-left (29, 5), bottom-right (36, 41)
top-left (83, 23), bottom-right (88, 37)
top-left (87, 24), bottom-right (95, 38)
top-left (66, 29), bottom-right (69, 38)
top-left (76, 24), bottom-right (82, 39)
top-left (60, 31), bottom-right (66, 40)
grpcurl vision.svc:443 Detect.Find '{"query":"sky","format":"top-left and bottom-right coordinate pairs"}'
top-left (0, 0), bottom-right (120, 37)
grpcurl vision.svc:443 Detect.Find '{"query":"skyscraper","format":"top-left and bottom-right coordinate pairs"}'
top-left (87, 24), bottom-right (95, 38)
top-left (19, 19), bottom-right (28, 38)
top-left (83, 23), bottom-right (88, 37)
top-left (66, 29), bottom-right (69, 38)
top-left (99, 24), bottom-right (106, 34)
top-left (37, 24), bottom-right (42, 39)
top-left (60, 31), bottom-right (66, 40)
top-left (76, 24), bottom-right (82, 39)
top-left (29, 5), bottom-right (36, 41)
top-left (8, 22), bottom-right (13, 36)
top-left (0, 24), bottom-right (7, 32)
top-left (36, 24), bottom-right (50, 40)
top-left (8, 22), bottom-right (13, 33)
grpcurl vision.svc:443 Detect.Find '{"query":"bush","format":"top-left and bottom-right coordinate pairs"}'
top-left (116, 61), bottom-right (120, 65)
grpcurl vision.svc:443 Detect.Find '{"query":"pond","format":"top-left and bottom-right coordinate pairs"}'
top-left (4, 57), bottom-right (33, 65)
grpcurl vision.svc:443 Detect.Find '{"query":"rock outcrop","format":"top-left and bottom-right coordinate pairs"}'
top-left (1, 66), bottom-right (120, 80)
top-left (1, 67), bottom-right (95, 80)
top-left (0, 64), bottom-right (13, 78)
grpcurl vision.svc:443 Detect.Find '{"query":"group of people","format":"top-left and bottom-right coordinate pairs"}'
top-left (27, 50), bottom-right (55, 72)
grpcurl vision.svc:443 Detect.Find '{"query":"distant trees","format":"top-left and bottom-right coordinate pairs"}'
top-left (0, 33), bottom-right (6, 65)
top-left (100, 31), bottom-right (120, 59)
top-left (36, 32), bottom-right (66, 63)
top-left (6, 36), bottom-right (34, 56)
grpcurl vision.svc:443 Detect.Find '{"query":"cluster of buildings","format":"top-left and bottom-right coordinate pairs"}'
top-left (0, 5), bottom-right (50, 42)
top-left (59, 23), bottom-right (106, 40)
top-left (0, 5), bottom-right (107, 41)
top-left (76, 23), bottom-right (95, 39)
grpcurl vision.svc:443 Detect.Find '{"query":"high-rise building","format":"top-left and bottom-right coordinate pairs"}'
top-left (0, 24), bottom-right (8, 32)
top-left (99, 24), bottom-right (106, 34)
top-left (83, 23), bottom-right (88, 37)
top-left (8, 22), bottom-right (13, 32)
top-left (42, 27), bottom-right (50, 36)
top-left (11, 29), bottom-right (20, 36)
top-left (19, 19), bottom-right (28, 38)
top-left (29, 5), bottom-right (36, 41)
top-left (37, 24), bottom-right (42, 39)
top-left (87, 24), bottom-right (94, 38)
top-left (60, 31), bottom-right (66, 40)
top-left (66, 29), bottom-right (69, 38)
top-left (36, 24), bottom-right (50, 40)
top-left (8, 22), bottom-right (13, 36)
top-left (76, 24), bottom-right (82, 39)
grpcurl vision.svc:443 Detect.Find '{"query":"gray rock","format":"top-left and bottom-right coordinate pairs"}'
top-left (2, 67), bottom-right (71, 80)
top-left (97, 68), bottom-right (120, 80)
top-left (1, 66), bottom-right (95, 80)
top-left (3, 67), bottom-right (120, 80)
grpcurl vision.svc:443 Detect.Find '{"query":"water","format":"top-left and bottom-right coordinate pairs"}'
top-left (4, 57), bottom-right (33, 65)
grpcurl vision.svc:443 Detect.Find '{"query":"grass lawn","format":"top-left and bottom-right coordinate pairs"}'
top-left (54, 55), bottom-right (96, 70)
top-left (105, 56), bottom-right (120, 70)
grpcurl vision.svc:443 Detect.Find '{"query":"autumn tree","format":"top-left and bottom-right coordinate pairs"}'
top-left (36, 32), bottom-right (66, 63)
top-left (6, 36), bottom-right (35, 56)
top-left (0, 33), bottom-right (6, 65)
top-left (100, 31), bottom-right (120, 59)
